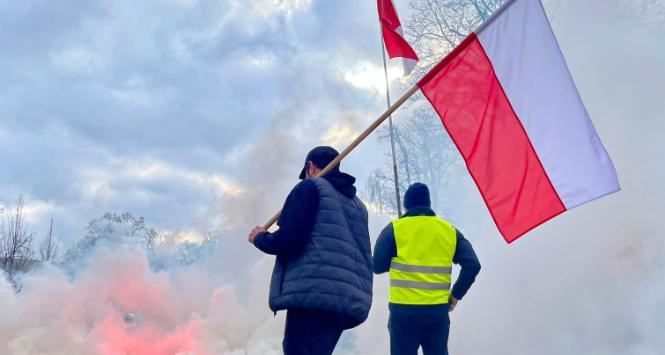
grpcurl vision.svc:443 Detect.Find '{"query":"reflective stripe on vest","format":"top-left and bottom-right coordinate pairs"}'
top-left (389, 216), bottom-right (457, 305)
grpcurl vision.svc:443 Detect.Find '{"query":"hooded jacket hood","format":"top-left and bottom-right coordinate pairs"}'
top-left (322, 170), bottom-right (356, 198)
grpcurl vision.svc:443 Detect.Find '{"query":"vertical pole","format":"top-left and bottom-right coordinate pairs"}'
top-left (380, 32), bottom-right (403, 218)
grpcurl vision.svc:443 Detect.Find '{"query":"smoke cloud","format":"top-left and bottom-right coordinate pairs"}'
top-left (0, 0), bottom-right (663, 354)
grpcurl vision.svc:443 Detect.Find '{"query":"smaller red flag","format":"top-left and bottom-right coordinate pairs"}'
top-left (377, 0), bottom-right (419, 75)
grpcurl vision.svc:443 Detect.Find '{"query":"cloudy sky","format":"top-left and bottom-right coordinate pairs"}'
top-left (1, 0), bottom-right (664, 353)
top-left (0, 0), bottom-right (400, 244)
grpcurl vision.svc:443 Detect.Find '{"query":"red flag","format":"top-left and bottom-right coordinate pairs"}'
top-left (377, 0), bottom-right (419, 75)
top-left (417, 0), bottom-right (619, 243)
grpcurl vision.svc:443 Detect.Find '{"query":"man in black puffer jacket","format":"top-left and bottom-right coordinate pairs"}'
top-left (249, 146), bottom-right (373, 355)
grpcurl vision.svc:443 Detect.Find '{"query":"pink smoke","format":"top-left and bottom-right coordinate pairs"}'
top-left (0, 247), bottom-right (282, 354)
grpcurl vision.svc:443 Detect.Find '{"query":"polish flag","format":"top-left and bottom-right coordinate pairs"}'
top-left (417, 0), bottom-right (620, 243)
top-left (377, 0), bottom-right (419, 75)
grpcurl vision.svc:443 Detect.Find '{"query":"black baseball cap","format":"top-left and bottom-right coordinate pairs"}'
top-left (299, 146), bottom-right (340, 179)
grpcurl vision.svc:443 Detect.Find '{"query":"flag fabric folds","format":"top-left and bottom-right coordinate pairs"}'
top-left (377, 0), bottom-right (419, 75)
top-left (417, 0), bottom-right (620, 243)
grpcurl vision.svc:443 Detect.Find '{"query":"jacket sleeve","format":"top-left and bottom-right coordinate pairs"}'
top-left (372, 223), bottom-right (396, 274)
top-left (451, 229), bottom-right (481, 300)
top-left (253, 180), bottom-right (319, 257)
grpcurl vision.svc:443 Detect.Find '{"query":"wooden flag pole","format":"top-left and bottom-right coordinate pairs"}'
top-left (261, 83), bottom-right (420, 230)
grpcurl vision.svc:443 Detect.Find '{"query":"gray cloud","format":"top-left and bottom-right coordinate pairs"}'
top-left (0, 0), bottom-right (389, 244)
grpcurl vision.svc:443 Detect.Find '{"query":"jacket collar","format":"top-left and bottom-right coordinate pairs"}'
top-left (402, 206), bottom-right (436, 218)
top-left (321, 171), bottom-right (357, 198)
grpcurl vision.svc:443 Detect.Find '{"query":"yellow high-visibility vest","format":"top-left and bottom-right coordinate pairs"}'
top-left (389, 216), bottom-right (457, 305)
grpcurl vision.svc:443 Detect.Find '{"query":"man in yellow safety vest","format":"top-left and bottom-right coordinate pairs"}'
top-left (373, 183), bottom-right (481, 355)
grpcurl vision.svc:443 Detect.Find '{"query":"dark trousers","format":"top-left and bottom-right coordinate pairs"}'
top-left (389, 312), bottom-right (450, 355)
top-left (283, 309), bottom-right (346, 355)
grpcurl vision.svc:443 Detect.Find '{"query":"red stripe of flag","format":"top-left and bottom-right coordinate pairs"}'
top-left (417, 34), bottom-right (566, 243)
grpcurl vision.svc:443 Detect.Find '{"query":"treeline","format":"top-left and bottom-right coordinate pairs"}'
top-left (1, 195), bottom-right (216, 290)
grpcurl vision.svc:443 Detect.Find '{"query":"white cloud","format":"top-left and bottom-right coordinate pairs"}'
top-left (237, 49), bottom-right (278, 70)
top-left (172, 230), bottom-right (206, 244)
top-left (50, 47), bottom-right (105, 75)
top-left (169, 0), bottom-right (198, 7)
top-left (343, 61), bottom-right (386, 93)
top-left (252, 0), bottom-right (312, 20)
top-left (321, 121), bottom-right (357, 146)
top-left (21, 200), bottom-right (60, 224)
top-left (342, 60), bottom-right (405, 94)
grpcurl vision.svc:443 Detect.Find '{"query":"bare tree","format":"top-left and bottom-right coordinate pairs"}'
top-left (614, 0), bottom-right (665, 27)
top-left (176, 233), bottom-right (216, 266)
top-left (405, 0), bottom-right (504, 78)
top-left (39, 217), bottom-right (59, 262)
top-left (85, 212), bottom-right (157, 250)
top-left (366, 102), bottom-right (461, 215)
top-left (366, 0), bottom-right (504, 214)
top-left (406, 0), bottom-right (661, 75)
top-left (0, 195), bottom-right (35, 280)
top-left (62, 212), bottom-right (158, 265)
